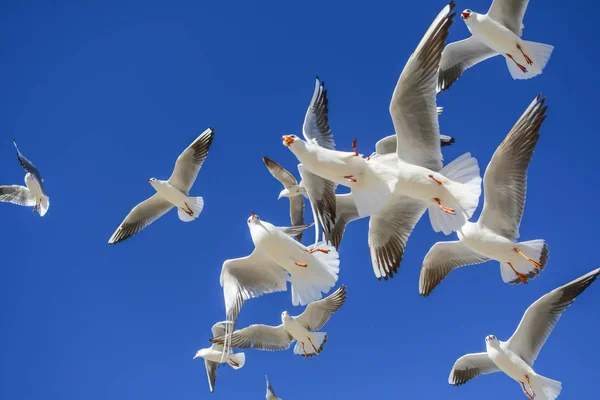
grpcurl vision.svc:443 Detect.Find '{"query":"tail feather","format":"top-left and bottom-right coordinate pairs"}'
top-left (290, 241), bottom-right (339, 306)
top-left (524, 40), bottom-right (554, 71)
top-left (505, 41), bottom-right (553, 80)
top-left (227, 352), bottom-right (245, 370)
top-left (293, 332), bottom-right (328, 358)
top-left (500, 240), bottom-right (548, 284)
top-left (178, 196), bottom-right (204, 222)
top-left (428, 153), bottom-right (481, 235)
top-left (530, 373), bottom-right (562, 400)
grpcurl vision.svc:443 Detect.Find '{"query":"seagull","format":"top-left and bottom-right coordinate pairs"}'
top-left (449, 268), bottom-right (600, 400)
top-left (108, 127), bottom-right (215, 245)
top-left (211, 286), bottom-right (346, 358)
top-left (193, 321), bottom-right (245, 393)
top-left (265, 375), bottom-right (281, 400)
top-left (438, 0), bottom-right (554, 91)
top-left (0, 140), bottom-right (50, 216)
top-left (262, 156), bottom-right (335, 245)
top-left (420, 94), bottom-right (548, 297)
top-left (219, 213), bottom-right (338, 353)
top-left (382, 0), bottom-right (481, 236)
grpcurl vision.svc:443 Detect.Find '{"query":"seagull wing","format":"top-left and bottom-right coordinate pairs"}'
top-left (266, 375), bottom-right (279, 399)
top-left (479, 95), bottom-right (546, 240)
top-left (168, 127), bottom-right (215, 193)
top-left (390, 2), bottom-right (455, 171)
top-left (327, 193), bottom-right (361, 250)
top-left (438, 36), bottom-right (497, 92)
top-left (0, 185), bottom-right (36, 206)
top-left (278, 223), bottom-right (314, 237)
top-left (488, 0), bottom-right (529, 36)
top-left (295, 285), bottom-right (347, 331)
top-left (13, 140), bottom-right (46, 193)
top-left (448, 352), bottom-right (500, 386)
top-left (211, 324), bottom-right (293, 351)
top-left (506, 268), bottom-right (600, 366)
top-left (298, 164), bottom-right (337, 241)
top-left (205, 359), bottom-right (218, 393)
top-left (419, 241), bottom-right (490, 297)
top-left (368, 195), bottom-right (426, 280)
top-left (302, 77), bottom-right (335, 150)
top-left (108, 194), bottom-right (174, 244)
top-left (262, 156), bottom-right (298, 188)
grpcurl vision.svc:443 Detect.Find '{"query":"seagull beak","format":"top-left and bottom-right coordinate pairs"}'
top-left (282, 135), bottom-right (295, 146)
top-left (251, 211), bottom-right (255, 221)
top-left (148, 179), bottom-right (151, 182)
top-left (461, 11), bottom-right (470, 19)
top-left (193, 354), bottom-right (200, 360)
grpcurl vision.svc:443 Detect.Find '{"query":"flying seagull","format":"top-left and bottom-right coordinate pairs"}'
top-left (212, 286), bottom-right (346, 358)
top-left (449, 268), bottom-right (600, 400)
top-left (265, 375), bottom-right (281, 400)
top-left (420, 94), bottom-right (548, 297)
top-left (438, 0), bottom-right (554, 91)
top-left (0, 140), bottom-right (50, 216)
top-left (108, 127), bottom-right (215, 244)
top-left (193, 321), bottom-right (245, 393)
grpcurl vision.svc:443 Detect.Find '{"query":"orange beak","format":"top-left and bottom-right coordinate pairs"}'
top-left (251, 211), bottom-right (255, 221)
top-left (282, 135), bottom-right (295, 147)
top-left (462, 11), bottom-right (470, 19)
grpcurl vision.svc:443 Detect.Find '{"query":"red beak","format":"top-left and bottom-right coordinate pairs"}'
top-left (251, 211), bottom-right (255, 220)
top-left (462, 11), bottom-right (470, 19)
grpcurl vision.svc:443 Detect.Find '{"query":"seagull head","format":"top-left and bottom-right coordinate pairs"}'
top-left (281, 311), bottom-right (291, 322)
top-left (193, 349), bottom-right (206, 360)
top-left (282, 134), bottom-right (299, 147)
top-left (247, 212), bottom-right (261, 225)
top-left (278, 185), bottom-right (305, 199)
top-left (148, 177), bottom-right (158, 186)
top-left (461, 9), bottom-right (473, 21)
top-left (485, 335), bottom-right (499, 346)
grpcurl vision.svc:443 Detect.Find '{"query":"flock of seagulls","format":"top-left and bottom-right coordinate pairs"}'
top-left (2, 1), bottom-right (596, 399)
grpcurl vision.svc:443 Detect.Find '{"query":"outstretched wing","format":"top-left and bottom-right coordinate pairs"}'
top-left (211, 324), bottom-right (293, 351)
top-left (448, 352), bottom-right (500, 386)
top-left (302, 77), bottom-right (335, 150)
top-left (488, 0), bottom-right (529, 36)
top-left (295, 285), bottom-right (347, 331)
top-left (13, 140), bottom-right (46, 192)
top-left (0, 185), bottom-right (36, 207)
top-left (168, 127), bottom-right (215, 193)
top-left (438, 36), bottom-right (497, 92)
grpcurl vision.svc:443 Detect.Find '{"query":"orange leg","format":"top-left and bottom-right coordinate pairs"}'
top-left (301, 342), bottom-right (308, 357)
top-left (32, 203), bottom-right (38, 214)
top-left (428, 174), bottom-right (443, 185)
top-left (307, 248), bottom-right (330, 254)
top-left (507, 54), bottom-right (527, 73)
top-left (514, 248), bottom-right (542, 268)
top-left (229, 359), bottom-right (239, 367)
top-left (307, 337), bottom-right (319, 353)
top-left (434, 198), bottom-right (455, 215)
top-left (352, 137), bottom-right (359, 156)
top-left (295, 262), bottom-right (308, 268)
top-left (183, 203), bottom-right (194, 216)
top-left (517, 44), bottom-right (533, 65)
top-left (520, 381), bottom-right (534, 400)
top-left (344, 175), bottom-right (357, 183)
top-left (508, 262), bottom-right (528, 284)
top-left (525, 376), bottom-right (536, 398)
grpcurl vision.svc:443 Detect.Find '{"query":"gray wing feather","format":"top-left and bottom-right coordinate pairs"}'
top-left (298, 164), bottom-right (337, 239)
top-left (0, 185), bottom-right (36, 206)
top-left (13, 140), bottom-right (46, 192)
top-left (488, 0), bottom-right (529, 36)
top-left (302, 77), bottom-right (335, 150)
top-left (108, 194), bottom-right (173, 244)
top-left (205, 359), bottom-right (218, 393)
top-left (211, 324), bottom-right (293, 351)
top-left (479, 95), bottom-right (547, 241)
top-left (278, 223), bottom-right (314, 237)
top-left (449, 352), bottom-right (500, 386)
top-left (438, 36), bottom-right (497, 92)
top-left (168, 127), bottom-right (215, 193)
top-left (262, 156), bottom-right (298, 187)
top-left (295, 285), bottom-right (347, 331)
top-left (327, 193), bottom-right (361, 250)
top-left (289, 196), bottom-right (305, 241)
top-left (506, 268), bottom-right (600, 366)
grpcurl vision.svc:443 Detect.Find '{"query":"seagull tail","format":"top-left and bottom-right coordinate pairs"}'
top-left (38, 195), bottom-right (50, 217)
top-left (178, 196), bottom-right (204, 222)
top-left (529, 373), bottom-right (562, 400)
top-left (290, 242), bottom-right (339, 306)
top-left (227, 352), bottom-right (245, 370)
top-left (500, 240), bottom-right (548, 284)
top-left (293, 332), bottom-right (327, 357)
top-left (428, 153), bottom-right (481, 234)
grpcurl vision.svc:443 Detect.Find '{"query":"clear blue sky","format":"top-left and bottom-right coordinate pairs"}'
top-left (1, 1), bottom-right (598, 399)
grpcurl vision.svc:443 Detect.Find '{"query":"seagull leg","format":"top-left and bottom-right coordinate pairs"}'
top-left (508, 262), bottom-right (528, 284)
top-left (352, 137), bottom-right (359, 157)
top-left (343, 175), bottom-right (357, 183)
top-left (520, 381), bottom-right (534, 400)
top-left (32, 203), bottom-right (38, 214)
top-left (301, 342), bottom-right (308, 357)
top-left (228, 358), bottom-right (240, 368)
top-left (517, 44), bottom-right (533, 65)
top-left (183, 203), bottom-right (194, 216)
top-left (307, 248), bottom-right (330, 254)
top-left (514, 248), bottom-right (542, 269)
top-left (307, 337), bottom-right (319, 353)
top-left (507, 54), bottom-right (528, 73)
top-left (434, 198), bottom-right (455, 215)
top-left (295, 262), bottom-right (308, 268)
top-left (428, 174), bottom-right (443, 185)
top-left (525, 376), bottom-right (536, 398)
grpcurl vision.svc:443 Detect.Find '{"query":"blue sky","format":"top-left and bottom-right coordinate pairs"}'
top-left (1, 0), bottom-right (598, 398)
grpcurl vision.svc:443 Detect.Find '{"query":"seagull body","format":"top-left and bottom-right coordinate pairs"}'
top-left (449, 268), bottom-right (600, 399)
top-left (420, 95), bottom-right (548, 296)
top-left (193, 321), bottom-right (245, 393)
top-left (0, 141), bottom-right (50, 216)
top-left (212, 286), bottom-right (346, 358)
top-left (108, 127), bottom-right (214, 244)
top-left (438, 0), bottom-right (554, 91)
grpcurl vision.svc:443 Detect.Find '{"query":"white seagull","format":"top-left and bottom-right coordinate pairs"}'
top-left (108, 127), bottom-right (215, 244)
top-left (211, 286), bottom-right (346, 358)
top-left (438, 0), bottom-right (554, 91)
top-left (420, 94), bottom-right (548, 297)
top-left (449, 268), bottom-right (600, 400)
top-left (0, 140), bottom-right (50, 216)
top-left (262, 155), bottom-right (336, 245)
top-left (219, 213), bottom-right (339, 351)
top-left (193, 321), bottom-right (246, 393)
top-left (265, 375), bottom-right (281, 400)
